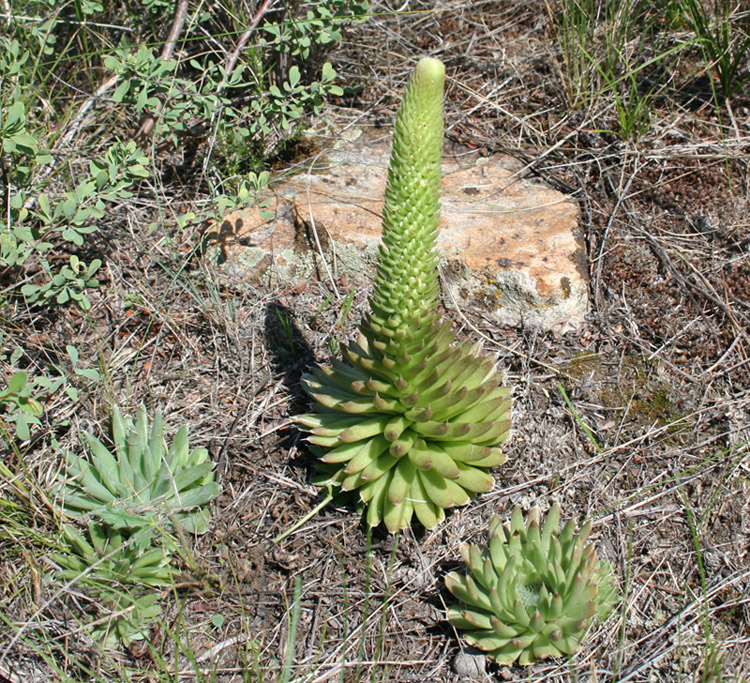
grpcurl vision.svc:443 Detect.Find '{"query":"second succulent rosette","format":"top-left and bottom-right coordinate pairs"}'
top-left (445, 505), bottom-right (619, 665)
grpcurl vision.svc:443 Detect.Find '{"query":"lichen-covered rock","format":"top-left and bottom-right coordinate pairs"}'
top-left (204, 130), bottom-right (585, 333)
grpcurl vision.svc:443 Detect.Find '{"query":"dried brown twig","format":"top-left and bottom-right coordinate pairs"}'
top-left (135, 0), bottom-right (189, 142)
top-left (220, 0), bottom-right (278, 91)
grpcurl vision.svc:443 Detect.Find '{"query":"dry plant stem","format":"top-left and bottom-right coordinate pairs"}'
top-left (725, 98), bottom-right (740, 140)
top-left (22, 74), bottom-right (119, 211)
top-left (301, 159), bottom-right (341, 297)
top-left (0, 664), bottom-right (22, 683)
top-left (135, 0), bottom-right (189, 142)
top-left (219, 0), bottom-right (277, 90)
top-left (616, 566), bottom-right (750, 683)
top-left (161, 0), bottom-right (189, 61)
top-left (594, 163), bottom-right (638, 313)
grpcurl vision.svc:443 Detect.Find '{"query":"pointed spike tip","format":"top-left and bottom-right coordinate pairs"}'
top-left (415, 57), bottom-right (445, 86)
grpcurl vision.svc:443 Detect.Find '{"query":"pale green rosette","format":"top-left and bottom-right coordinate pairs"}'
top-left (445, 505), bottom-right (619, 665)
top-left (58, 405), bottom-right (219, 536)
top-left (294, 57), bottom-right (511, 532)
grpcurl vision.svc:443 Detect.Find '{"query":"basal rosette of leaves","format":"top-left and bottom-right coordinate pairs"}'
top-left (58, 405), bottom-right (219, 536)
top-left (445, 505), bottom-right (619, 666)
top-left (51, 521), bottom-right (172, 647)
top-left (52, 405), bottom-right (219, 647)
top-left (294, 57), bottom-right (511, 532)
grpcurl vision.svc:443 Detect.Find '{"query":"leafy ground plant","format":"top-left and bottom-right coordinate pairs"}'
top-left (294, 57), bottom-right (511, 532)
top-left (50, 521), bottom-right (172, 647)
top-left (0, 372), bottom-right (43, 442)
top-left (445, 505), bottom-right (619, 666)
top-left (58, 405), bottom-right (219, 537)
top-left (50, 405), bottom-right (219, 647)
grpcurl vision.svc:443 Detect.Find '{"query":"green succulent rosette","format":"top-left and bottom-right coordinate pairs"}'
top-left (294, 57), bottom-right (511, 532)
top-left (51, 520), bottom-right (172, 646)
top-left (445, 505), bottom-right (619, 666)
top-left (58, 405), bottom-right (219, 536)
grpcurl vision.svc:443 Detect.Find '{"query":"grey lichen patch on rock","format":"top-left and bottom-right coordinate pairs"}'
top-left (444, 264), bottom-right (589, 332)
top-left (204, 128), bottom-right (586, 332)
top-left (329, 239), bottom-right (381, 281)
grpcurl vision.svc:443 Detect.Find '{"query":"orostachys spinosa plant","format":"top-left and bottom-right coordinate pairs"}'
top-left (294, 57), bottom-right (511, 532)
top-left (58, 405), bottom-right (219, 536)
top-left (445, 505), bottom-right (619, 665)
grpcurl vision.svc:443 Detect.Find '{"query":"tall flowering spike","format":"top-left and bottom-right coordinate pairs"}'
top-left (294, 58), bottom-right (512, 532)
top-left (370, 56), bottom-right (444, 330)
top-left (445, 505), bottom-right (619, 666)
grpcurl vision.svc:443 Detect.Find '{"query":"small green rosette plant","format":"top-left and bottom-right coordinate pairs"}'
top-left (445, 505), bottom-right (619, 666)
top-left (53, 405), bottom-right (220, 646)
top-left (50, 520), bottom-right (172, 647)
top-left (58, 405), bottom-right (219, 536)
top-left (294, 57), bottom-right (511, 532)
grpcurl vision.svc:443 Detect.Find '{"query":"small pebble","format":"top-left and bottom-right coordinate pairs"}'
top-left (452, 651), bottom-right (487, 681)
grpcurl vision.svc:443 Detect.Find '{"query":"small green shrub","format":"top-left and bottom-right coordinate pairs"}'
top-left (0, 343), bottom-right (102, 444)
top-left (3, 129), bottom-right (151, 310)
top-left (1, 1), bottom-right (368, 313)
top-left (0, 371), bottom-right (44, 442)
